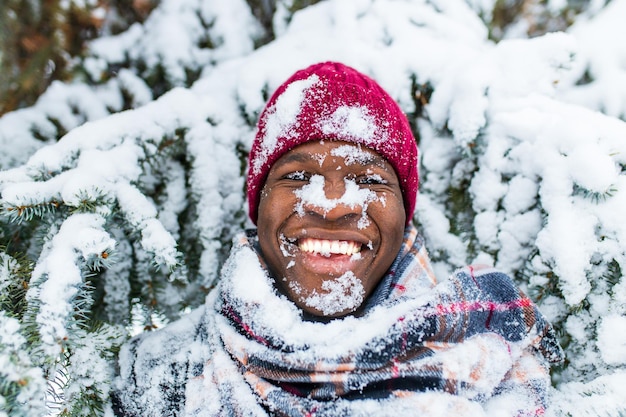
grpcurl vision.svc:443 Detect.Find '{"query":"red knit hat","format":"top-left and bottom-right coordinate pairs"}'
top-left (247, 61), bottom-right (418, 225)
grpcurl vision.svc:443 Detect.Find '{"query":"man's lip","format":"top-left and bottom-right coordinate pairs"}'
top-left (298, 250), bottom-right (362, 275)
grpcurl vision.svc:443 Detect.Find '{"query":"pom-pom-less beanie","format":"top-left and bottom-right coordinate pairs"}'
top-left (247, 61), bottom-right (418, 225)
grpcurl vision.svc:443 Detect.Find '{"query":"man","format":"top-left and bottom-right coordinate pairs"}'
top-left (112, 62), bottom-right (563, 416)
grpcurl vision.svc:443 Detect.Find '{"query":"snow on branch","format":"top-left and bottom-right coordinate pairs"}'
top-left (26, 213), bottom-right (115, 357)
top-left (0, 88), bottom-right (205, 270)
top-left (115, 182), bottom-right (179, 270)
top-left (0, 312), bottom-right (48, 417)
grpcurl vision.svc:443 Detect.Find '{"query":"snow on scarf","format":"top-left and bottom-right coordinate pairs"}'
top-left (183, 225), bottom-right (564, 417)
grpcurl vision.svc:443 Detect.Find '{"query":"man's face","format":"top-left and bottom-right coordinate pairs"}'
top-left (256, 140), bottom-right (406, 317)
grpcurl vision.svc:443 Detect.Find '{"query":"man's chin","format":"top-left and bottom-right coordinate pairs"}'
top-left (280, 266), bottom-right (369, 318)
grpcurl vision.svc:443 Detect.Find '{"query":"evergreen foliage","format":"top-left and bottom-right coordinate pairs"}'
top-left (1, 0), bottom-right (626, 415)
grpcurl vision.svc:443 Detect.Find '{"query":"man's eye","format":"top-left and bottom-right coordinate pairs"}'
top-left (357, 174), bottom-right (387, 185)
top-left (284, 171), bottom-right (309, 181)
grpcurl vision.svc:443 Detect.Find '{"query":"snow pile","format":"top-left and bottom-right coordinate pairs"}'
top-left (290, 271), bottom-right (365, 316)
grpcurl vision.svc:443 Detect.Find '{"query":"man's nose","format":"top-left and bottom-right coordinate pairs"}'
top-left (324, 178), bottom-right (346, 200)
top-left (305, 179), bottom-right (363, 221)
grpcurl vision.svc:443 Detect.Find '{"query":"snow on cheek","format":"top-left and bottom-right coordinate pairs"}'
top-left (290, 272), bottom-right (365, 316)
top-left (279, 233), bottom-right (296, 258)
top-left (293, 175), bottom-right (379, 228)
top-left (378, 191), bottom-right (387, 208)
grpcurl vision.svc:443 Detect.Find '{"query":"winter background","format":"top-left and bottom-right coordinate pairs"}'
top-left (1, 0), bottom-right (625, 415)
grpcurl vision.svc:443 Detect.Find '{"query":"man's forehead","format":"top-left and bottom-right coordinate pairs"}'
top-left (329, 144), bottom-right (381, 166)
top-left (277, 142), bottom-right (385, 167)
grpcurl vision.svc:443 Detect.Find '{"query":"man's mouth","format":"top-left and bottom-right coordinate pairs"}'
top-left (298, 238), bottom-right (362, 257)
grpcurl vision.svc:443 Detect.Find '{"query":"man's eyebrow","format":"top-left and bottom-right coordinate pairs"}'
top-left (341, 153), bottom-right (387, 168)
top-left (271, 152), bottom-right (314, 170)
top-left (359, 153), bottom-right (384, 165)
top-left (275, 152), bottom-right (313, 165)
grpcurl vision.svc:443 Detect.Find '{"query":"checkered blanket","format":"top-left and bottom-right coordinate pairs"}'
top-left (187, 225), bottom-right (563, 416)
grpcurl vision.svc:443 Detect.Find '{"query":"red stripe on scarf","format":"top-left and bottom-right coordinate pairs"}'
top-left (224, 305), bottom-right (271, 346)
top-left (468, 265), bottom-right (480, 288)
top-left (434, 298), bottom-right (532, 316)
top-left (392, 359), bottom-right (400, 378)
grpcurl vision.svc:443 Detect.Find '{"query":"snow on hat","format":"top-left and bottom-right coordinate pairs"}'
top-left (247, 61), bottom-right (418, 225)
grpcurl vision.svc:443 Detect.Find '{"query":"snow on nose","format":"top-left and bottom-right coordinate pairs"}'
top-left (293, 175), bottom-right (377, 228)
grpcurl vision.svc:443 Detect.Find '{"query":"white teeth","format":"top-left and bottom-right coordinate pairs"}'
top-left (298, 238), bottom-right (361, 256)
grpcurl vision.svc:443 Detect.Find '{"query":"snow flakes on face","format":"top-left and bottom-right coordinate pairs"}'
top-left (289, 272), bottom-right (365, 316)
top-left (253, 74), bottom-right (321, 175)
top-left (279, 233), bottom-right (296, 258)
top-left (293, 174), bottom-right (379, 228)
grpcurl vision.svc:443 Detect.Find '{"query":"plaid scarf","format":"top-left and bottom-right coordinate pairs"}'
top-left (186, 225), bottom-right (563, 417)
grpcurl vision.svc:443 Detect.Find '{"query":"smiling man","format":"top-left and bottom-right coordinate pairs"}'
top-left (112, 62), bottom-right (563, 417)
top-left (245, 61), bottom-right (419, 322)
top-left (256, 140), bottom-right (405, 317)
